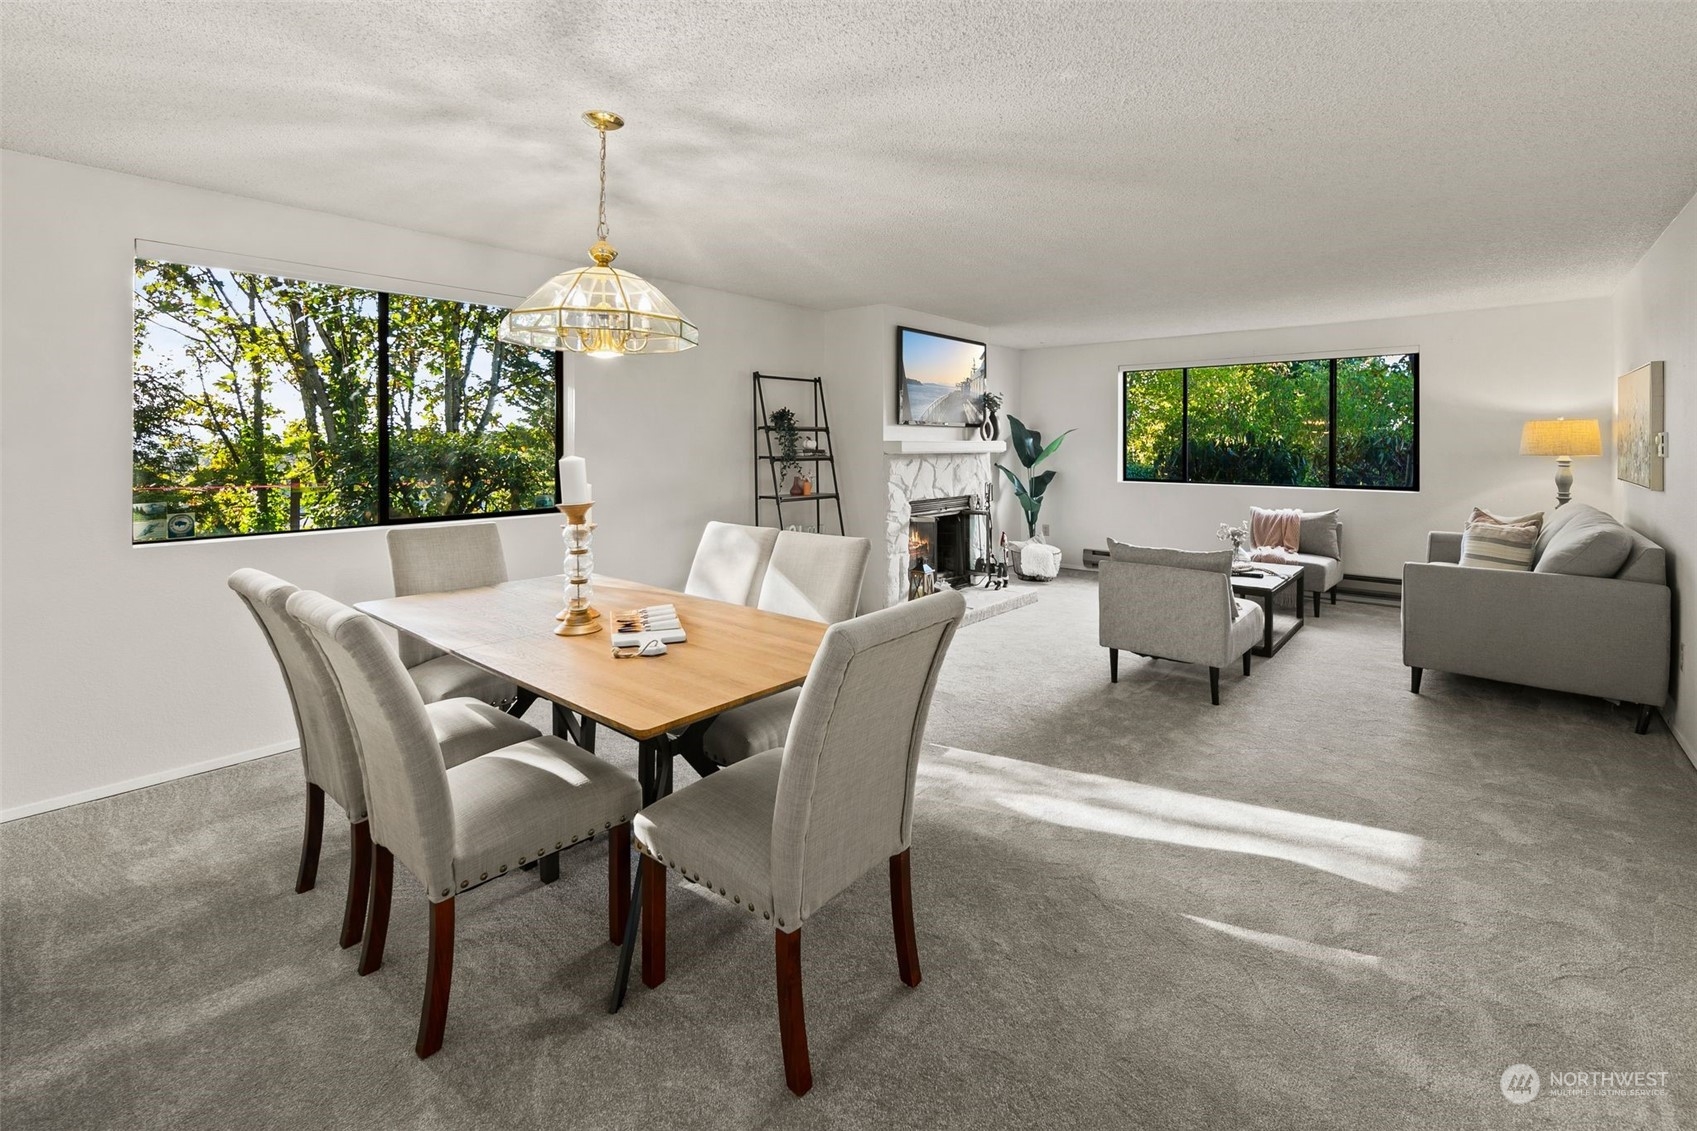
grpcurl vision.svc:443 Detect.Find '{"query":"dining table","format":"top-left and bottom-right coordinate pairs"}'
top-left (356, 573), bottom-right (828, 1010)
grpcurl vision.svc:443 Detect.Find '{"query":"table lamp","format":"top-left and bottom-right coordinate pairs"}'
top-left (1519, 417), bottom-right (1602, 507)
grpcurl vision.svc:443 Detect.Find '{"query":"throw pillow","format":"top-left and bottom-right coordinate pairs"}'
top-left (1298, 510), bottom-right (1341, 559)
top-left (1470, 506), bottom-right (1544, 535)
top-left (1459, 520), bottom-right (1538, 571)
top-left (1533, 511), bottom-right (1634, 578)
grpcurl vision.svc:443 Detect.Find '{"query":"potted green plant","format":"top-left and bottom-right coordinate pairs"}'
top-left (996, 415), bottom-right (1074, 539)
top-left (769, 406), bottom-right (807, 494)
top-left (980, 389), bottom-right (1004, 440)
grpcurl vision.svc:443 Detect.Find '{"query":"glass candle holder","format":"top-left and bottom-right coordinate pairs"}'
top-left (554, 501), bottom-right (602, 636)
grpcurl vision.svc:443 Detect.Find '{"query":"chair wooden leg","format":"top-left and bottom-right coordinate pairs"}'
top-left (340, 820), bottom-right (373, 949)
top-left (640, 855), bottom-right (667, 988)
top-left (359, 845), bottom-right (393, 976)
top-left (1410, 667), bottom-right (1423, 695)
top-left (609, 824), bottom-right (630, 944)
top-left (1209, 666), bottom-right (1221, 705)
top-left (538, 851), bottom-right (560, 884)
top-left (296, 784), bottom-right (325, 893)
top-left (1242, 651), bottom-right (1252, 677)
top-left (890, 849), bottom-right (921, 987)
top-left (775, 929), bottom-right (813, 1097)
top-left (416, 898), bottom-right (455, 1059)
top-left (1109, 647), bottom-right (1119, 683)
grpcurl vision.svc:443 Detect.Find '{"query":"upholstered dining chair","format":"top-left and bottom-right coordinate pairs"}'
top-left (632, 589), bottom-right (965, 1096)
top-left (229, 569), bottom-right (542, 949)
top-left (699, 530), bottom-right (871, 769)
top-left (288, 589), bottom-right (640, 1059)
top-left (683, 521), bottom-right (780, 605)
top-left (387, 523), bottom-right (529, 713)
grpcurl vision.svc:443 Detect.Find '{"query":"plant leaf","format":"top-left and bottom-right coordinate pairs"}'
top-left (1006, 416), bottom-right (1042, 469)
top-left (995, 462), bottom-right (1030, 505)
top-left (1028, 469), bottom-right (1057, 499)
top-left (1033, 429), bottom-right (1075, 467)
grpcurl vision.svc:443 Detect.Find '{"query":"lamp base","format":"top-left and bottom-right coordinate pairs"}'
top-left (1554, 457), bottom-right (1574, 508)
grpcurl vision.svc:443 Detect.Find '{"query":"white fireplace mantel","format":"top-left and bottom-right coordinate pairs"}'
top-left (882, 438), bottom-right (1006, 456)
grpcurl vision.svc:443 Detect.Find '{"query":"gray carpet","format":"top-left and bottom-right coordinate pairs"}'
top-left (4, 574), bottom-right (1694, 1129)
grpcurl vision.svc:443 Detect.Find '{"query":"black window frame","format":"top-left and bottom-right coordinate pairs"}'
top-left (132, 258), bottom-right (565, 544)
top-left (1119, 353), bottom-right (1419, 492)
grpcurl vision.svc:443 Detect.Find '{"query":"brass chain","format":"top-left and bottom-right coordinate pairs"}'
top-left (596, 125), bottom-right (610, 241)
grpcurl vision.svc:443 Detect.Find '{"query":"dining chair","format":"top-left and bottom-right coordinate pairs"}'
top-left (387, 523), bottom-right (530, 714)
top-left (683, 521), bottom-right (779, 605)
top-left (632, 589), bottom-right (965, 1096)
top-left (287, 588), bottom-right (641, 1059)
top-left (699, 530), bottom-right (870, 769)
top-left (229, 569), bottom-right (543, 949)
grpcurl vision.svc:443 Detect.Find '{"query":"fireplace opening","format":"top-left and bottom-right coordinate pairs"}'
top-left (908, 495), bottom-right (977, 593)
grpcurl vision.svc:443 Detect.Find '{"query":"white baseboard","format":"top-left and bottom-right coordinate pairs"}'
top-left (0, 740), bottom-right (295, 823)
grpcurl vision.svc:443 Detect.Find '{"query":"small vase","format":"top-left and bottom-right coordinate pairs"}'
top-left (789, 474), bottom-right (806, 497)
top-left (1233, 545), bottom-right (1250, 564)
top-left (981, 410), bottom-right (1000, 441)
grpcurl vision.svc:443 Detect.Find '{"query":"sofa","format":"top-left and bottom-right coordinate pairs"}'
top-left (1099, 540), bottom-right (1265, 705)
top-left (1402, 503), bottom-right (1670, 732)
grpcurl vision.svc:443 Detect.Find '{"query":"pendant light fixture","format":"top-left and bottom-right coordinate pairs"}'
top-left (499, 111), bottom-right (698, 357)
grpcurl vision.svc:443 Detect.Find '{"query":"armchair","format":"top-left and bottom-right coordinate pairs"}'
top-left (1098, 541), bottom-right (1264, 705)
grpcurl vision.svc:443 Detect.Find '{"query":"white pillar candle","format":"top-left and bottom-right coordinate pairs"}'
top-left (558, 456), bottom-right (590, 504)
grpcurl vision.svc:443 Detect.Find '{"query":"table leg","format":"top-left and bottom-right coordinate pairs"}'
top-left (551, 704), bottom-right (599, 754)
top-left (612, 732), bottom-right (671, 1013)
top-left (1261, 594), bottom-right (1274, 656)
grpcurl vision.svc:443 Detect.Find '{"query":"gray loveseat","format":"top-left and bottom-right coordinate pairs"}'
top-left (1402, 503), bottom-right (1670, 732)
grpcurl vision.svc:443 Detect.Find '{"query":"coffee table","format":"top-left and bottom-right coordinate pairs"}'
top-left (1230, 563), bottom-right (1305, 656)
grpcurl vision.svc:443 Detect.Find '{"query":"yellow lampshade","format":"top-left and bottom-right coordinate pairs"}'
top-left (1519, 418), bottom-right (1602, 458)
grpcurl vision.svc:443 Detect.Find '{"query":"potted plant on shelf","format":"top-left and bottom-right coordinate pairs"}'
top-left (980, 389), bottom-right (1004, 440)
top-left (769, 407), bottom-right (811, 495)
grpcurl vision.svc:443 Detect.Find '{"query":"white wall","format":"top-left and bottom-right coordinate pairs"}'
top-left (1612, 192), bottom-right (1696, 757)
top-left (0, 151), bottom-right (826, 815)
top-left (1018, 299), bottom-right (1615, 578)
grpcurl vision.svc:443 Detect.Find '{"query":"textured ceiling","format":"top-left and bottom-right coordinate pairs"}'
top-left (4, 1), bottom-right (1696, 347)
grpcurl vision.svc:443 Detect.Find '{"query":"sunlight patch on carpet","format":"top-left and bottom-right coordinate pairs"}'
top-left (918, 746), bottom-right (1423, 891)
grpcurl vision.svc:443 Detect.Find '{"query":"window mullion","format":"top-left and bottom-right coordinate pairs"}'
top-left (378, 292), bottom-right (391, 525)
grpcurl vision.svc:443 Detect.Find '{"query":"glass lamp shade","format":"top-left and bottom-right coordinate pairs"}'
top-left (1519, 418), bottom-right (1602, 458)
top-left (498, 262), bottom-right (698, 357)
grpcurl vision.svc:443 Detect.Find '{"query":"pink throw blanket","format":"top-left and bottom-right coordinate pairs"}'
top-left (1249, 546), bottom-right (1300, 566)
top-left (1250, 506), bottom-right (1302, 554)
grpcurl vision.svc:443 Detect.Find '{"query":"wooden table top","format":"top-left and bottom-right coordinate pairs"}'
top-left (356, 576), bottom-right (827, 741)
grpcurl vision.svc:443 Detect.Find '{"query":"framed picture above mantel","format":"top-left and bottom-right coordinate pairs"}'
top-left (896, 325), bottom-right (987, 427)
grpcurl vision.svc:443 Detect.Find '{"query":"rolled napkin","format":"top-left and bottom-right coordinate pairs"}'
top-left (611, 627), bottom-right (687, 648)
top-left (611, 604), bottom-right (685, 648)
top-left (1250, 506), bottom-right (1302, 554)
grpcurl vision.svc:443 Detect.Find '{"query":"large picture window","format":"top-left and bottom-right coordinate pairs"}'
top-left (1121, 353), bottom-right (1417, 490)
top-left (132, 259), bottom-right (560, 542)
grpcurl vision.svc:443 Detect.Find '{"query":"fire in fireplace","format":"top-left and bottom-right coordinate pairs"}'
top-left (908, 495), bottom-right (976, 591)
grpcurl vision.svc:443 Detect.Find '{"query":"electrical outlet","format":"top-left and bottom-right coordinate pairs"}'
top-left (1041, 523), bottom-right (1051, 537)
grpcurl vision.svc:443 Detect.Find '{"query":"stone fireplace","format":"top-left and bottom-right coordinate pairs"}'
top-left (885, 439), bottom-right (1001, 604)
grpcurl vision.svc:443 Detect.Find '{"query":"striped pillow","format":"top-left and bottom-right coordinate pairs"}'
top-left (1460, 519), bottom-right (1539, 571)
top-left (1470, 507), bottom-right (1544, 536)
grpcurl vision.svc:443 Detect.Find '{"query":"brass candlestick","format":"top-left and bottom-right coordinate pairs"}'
top-left (554, 501), bottom-right (602, 636)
